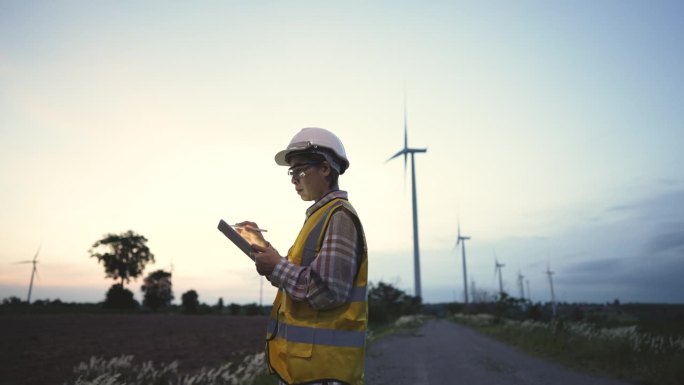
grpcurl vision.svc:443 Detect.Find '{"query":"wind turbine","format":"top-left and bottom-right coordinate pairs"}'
top-left (164, 259), bottom-right (175, 275)
top-left (386, 100), bottom-right (427, 299)
top-left (517, 270), bottom-right (525, 300)
top-left (15, 246), bottom-right (41, 303)
top-left (455, 221), bottom-right (471, 304)
top-left (526, 279), bottom-right (531, 302)
top-left (494, 254), bottom-right (505, 297)
top-left (546, 263), bottom-right (557, 318)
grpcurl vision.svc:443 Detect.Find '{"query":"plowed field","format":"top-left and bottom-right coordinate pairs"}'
top-left (0, 314), bottom-right (268, 385)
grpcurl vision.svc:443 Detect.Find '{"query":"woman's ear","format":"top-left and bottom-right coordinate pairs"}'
top-left (321, 161), bottom-right (332, 177)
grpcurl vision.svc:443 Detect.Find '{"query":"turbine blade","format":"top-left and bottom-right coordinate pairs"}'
top-left (15, 261), bottom-right (33, 264)
top-left (386, 148), bottom-right (407, 163)
top-left (33, 245), bottom-right (41, 262)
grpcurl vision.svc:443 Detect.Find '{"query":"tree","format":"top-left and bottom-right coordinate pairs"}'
top-left (2, 296), bottom-right (24, 306)
top-left (181, 290), bottom-right (200, 314)
top-left (89, 230), bottom-right (155, 286)
top-left (368, 281), bottom-right (421, 325)
top-left (141, 270), bottom-right (173, 311)
top-left (470, 281), bottom-right (494, 303)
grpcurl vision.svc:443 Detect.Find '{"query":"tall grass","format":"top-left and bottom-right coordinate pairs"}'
top-left (453, 313), bottom-right (684, 385)
top-left (64, 352), bottom-right (268, 385)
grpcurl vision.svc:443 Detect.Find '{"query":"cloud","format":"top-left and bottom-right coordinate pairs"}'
top-left (563, 257), bottom-right (626, 278)
top-left (529, 188), bottom-right (684, 303)
top-left (644, 230), bottom-right (684, 255)
top-left (605, 204), bottom-right (636, 212)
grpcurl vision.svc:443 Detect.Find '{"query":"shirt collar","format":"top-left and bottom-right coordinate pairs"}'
top-left (306, 190), bottom-right (348, 218)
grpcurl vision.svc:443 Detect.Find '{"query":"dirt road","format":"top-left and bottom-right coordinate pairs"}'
top-left (365, 319), bottom-right (631, 385)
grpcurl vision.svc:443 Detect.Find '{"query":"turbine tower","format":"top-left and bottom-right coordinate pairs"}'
top-left (455, 221), bottom-right (471, 304)
top-left (517, 270), bottom-right (525, 300)
top-left (387, 100), bottom-right (427, 299)
top-left (15, 246), bottom-right (41, 303)
top-left (494, 255), bottom-right (505, 297)
top-left (546, 264), bottom-right (557, 318)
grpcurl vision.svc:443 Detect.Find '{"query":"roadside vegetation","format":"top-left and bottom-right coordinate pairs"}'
top-left (63, 353), bottom-right (266, 385)
top-left (449, 294), bottom-right (684, 385)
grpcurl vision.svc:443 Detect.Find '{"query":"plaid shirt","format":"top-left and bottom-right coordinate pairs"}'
top-left (269, 190), bottom-right (360, 311)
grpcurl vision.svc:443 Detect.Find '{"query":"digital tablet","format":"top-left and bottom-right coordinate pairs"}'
top-left (217, 219), bottom-right (255, 261)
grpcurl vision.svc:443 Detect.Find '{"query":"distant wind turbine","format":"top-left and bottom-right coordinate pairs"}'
top-left (517, 270), bottom-right (525, 300)
top-left (455, 221), bottom-right (471, 304)
top-left (494, 254), bottom-right (505, 297)
top-left (15, 246), bottom-right (41, 303)
top-left (386, 99), bottom-right (427, 299)
top-left (164, 259), bottom-right (175, 275)
top-left (546, 263), bottom-right (557, 318)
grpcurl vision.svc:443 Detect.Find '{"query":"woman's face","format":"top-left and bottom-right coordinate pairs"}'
top-left (288, 155), bottom-right (331, 201)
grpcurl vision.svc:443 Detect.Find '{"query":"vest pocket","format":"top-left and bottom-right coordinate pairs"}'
top-left (278, 305), bottom-right (318, 358)
top-left (284, 322), bottom-right (314, 358)
top-left (286, 339), bottom-right (313, 358)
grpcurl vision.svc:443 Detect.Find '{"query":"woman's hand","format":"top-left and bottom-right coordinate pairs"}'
top-left (234, 221), bottom-right (269, 248)
top-left (252, 243), bottom-right (281, 276)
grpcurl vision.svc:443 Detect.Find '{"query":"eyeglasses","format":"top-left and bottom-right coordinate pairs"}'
top-left (287, 162), bottom-right (319, 180)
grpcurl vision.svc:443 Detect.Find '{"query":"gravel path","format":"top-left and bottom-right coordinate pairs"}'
top-left (365, 319), bottom-right (632, 385)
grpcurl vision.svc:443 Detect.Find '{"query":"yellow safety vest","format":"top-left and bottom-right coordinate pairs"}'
top-left (266, 198), bottom-right (368, 385)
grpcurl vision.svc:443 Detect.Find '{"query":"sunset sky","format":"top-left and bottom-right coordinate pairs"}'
top-left (2, 1), bottom-right (683, 305)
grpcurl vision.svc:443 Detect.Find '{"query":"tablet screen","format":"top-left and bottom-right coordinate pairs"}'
top-left (217, 219), bottom-right (255, 261)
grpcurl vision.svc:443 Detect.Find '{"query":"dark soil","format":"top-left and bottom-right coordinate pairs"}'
top-left (0, 313), bottom-right (268, 385)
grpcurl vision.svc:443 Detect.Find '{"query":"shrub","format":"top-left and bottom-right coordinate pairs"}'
top-left (244, 303), bottom-right (263, 316)
top-left (229, 303), bottom-right (241, 316)
top-left (103, 284), bottom-right (138, 309)
top-left (368, 281), bottom-right (421, 326)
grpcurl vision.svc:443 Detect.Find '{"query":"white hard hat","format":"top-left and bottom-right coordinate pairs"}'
top-left (274, 127), bottom-right (350, 174)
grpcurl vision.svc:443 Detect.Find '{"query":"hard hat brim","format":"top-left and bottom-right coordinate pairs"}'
top-left (274, 149), bottom-right (292, 166)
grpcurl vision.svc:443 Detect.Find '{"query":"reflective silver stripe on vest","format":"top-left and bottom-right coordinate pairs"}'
top-left (276, 322), bottom-right (366, 348)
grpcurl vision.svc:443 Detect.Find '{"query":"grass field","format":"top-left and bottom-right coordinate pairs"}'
top-left (452, 310), bottom-right (684, 385)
